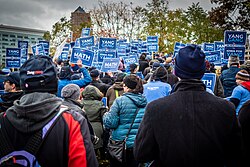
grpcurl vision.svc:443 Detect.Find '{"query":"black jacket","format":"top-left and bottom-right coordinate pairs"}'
top-left (134, 79), bottom-right (241, 167)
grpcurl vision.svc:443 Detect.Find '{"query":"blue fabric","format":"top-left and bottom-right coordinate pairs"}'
top-left (220, 66), bottom-right (240, 97)
top-left (103, 92), bottom-right (147, 148)
top-left (143, 81), bottom-right (172, 103)
top-left (227, 85), bottom-right (250, 115)
top-left (57, 68), bottom-right (92, 97)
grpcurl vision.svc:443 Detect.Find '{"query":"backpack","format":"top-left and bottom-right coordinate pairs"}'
top-left (0, 106), bottom-right (68, 167)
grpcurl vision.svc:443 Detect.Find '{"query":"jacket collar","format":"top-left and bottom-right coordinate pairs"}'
top-left (173, 79), bottom-right (206, 92)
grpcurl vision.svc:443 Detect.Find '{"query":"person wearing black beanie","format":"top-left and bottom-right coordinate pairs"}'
top-left (134, 44), bottom-right (241, 167)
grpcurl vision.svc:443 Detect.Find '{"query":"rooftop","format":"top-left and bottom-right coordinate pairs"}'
top-left (0, 24), bottom-right (47, 34)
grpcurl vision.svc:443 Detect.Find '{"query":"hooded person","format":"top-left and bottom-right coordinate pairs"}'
top-left (0, 55), bottom-right (98, 167)
top-left (220, 55), bottom-right (241, 97)
top-left (134, 44), bottom-right (241, 167)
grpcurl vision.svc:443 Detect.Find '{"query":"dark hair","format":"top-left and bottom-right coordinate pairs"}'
top-left (139, 53), bottom-right (146, 60)
top-left (123, 74), bottom-right (143, 94)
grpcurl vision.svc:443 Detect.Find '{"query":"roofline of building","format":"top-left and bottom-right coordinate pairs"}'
top-left (0, 24), bottom-right (47, 34)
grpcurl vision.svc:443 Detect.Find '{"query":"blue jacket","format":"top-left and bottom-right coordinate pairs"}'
top-left (143, 81), bottom-right (172, 103)
top-left (227, 84), bottom-right (250, 115)
top-left (57, 68), bottom-right (92, 97)
top-left (103, 92), bottom-right (147, 148)
top-left (220, 66), bottom-right (240, 97)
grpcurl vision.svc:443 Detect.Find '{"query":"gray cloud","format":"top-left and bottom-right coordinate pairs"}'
top-left (0, 0), bottom-right (213, 31)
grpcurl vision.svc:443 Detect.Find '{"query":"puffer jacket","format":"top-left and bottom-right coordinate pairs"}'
top-left (103, 92), bottom-right (147, 148)
top-left (220, 66), bottom-right (240, 97)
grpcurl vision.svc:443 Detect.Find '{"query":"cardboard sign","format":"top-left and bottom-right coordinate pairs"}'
top-left (32, 44), bottom-right (45, 56)
top-left (79, 36), bottom-right (94, 48)
top-left (39, 41), bottom-right (50, 56)
top-left (202, 73), bottom-right (216, 92)
top-left (147, 36), bottom-right (158, 44)
top-left (204, 51), bottom-right (221, 64)
top-left (81, 28), bottom-right (91, 37)
top-left (214, 41), bottom-right (224, 51)
top-left (224, 30), bottom-right (247, 45)
top-left (70, 48), bottom-right (94, 67)
top-left (224, 46), bottom-right (245, 61)
top-left (101, 58), bottom-right (120, 72)
top-left (97, 50), bottom-right (116, 62)
top-left (203, 43), bottom-right (215, 52)
top-left (123, 55), bottom-right (138, 67)
top-left (99, 37), bottom-right (117, 50)
top-left (6, 48), bottom-right (21, 68)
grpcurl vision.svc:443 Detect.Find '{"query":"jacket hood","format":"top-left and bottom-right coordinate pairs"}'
top-left (241, 81), bottom-right (250, 91)
top-left (113, 82), bottom-right (124, 91)
top-left (123, 92), bottom-right (147, 108)
top-left (0, 91), bottom-right (24, 102)
top-left (6, 92), bottom-right (62, 133)
top-left (173, 79), bottom-right (206, 92)
top-left (82, 85), bottom-right (103, 100)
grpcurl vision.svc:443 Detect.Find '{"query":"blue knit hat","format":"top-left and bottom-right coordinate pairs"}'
top-left (175, 44), bottom-right (206, 79)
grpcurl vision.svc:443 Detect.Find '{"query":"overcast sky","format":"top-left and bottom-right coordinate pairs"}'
top-left (0, 0), bottom-right (215, 31)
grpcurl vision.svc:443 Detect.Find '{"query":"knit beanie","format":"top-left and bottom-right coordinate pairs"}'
top-left (175, 44), bottom-right (206, 79)
top-left (61, 84), bottom-right (81, 100)
top-left (151, 66), bottom-right (167, 81)
top-left (228, 55), bottom-right (239, 67)
top-left (235, 70), bottom-right (250, 81)
top-left (20, 55), bottom-right (58, 94)
top-left (123, 75), bottom-right (137, 89)
top-left (116, 72), bottom-right (126, 82)
top-left (90, 69), bottom-right (100, 78)
top-left (59, 66), bottom-right (72, 80)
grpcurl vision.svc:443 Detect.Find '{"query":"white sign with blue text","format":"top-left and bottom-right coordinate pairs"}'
top-left (99, 38), bottom-right (117, 50)
top-left (101, 58), bottom-right (120, 72)
top-left (6, 48), bottom-right (21, 68)
top-left (70, 48), bottom-right (94, 67)
top-left (202, 73), bottom-right (216, 92)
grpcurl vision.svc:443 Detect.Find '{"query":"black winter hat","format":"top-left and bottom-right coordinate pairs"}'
top-left (20, 55), bottom-right (58, 93)
top-left (90, 69), bottom-right (100, 78)
top-left (59, 66), bottom-right (72, 80)
top-left (175, 44), bottom-right (206, 79)
top-left (5, 72), bottom-right (20, 87)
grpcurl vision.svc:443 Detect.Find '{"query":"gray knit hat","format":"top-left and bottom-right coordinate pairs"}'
top-left (61, 84), bottom-right (80, 100)
top-left (228, 55), bottom-right (239, 67)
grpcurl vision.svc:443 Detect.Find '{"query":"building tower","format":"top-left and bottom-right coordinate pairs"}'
top-left (71, 6), bottom-right (91, 41)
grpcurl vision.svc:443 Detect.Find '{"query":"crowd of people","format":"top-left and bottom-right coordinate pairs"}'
top-left (0, 44), bottom-right (249, 167)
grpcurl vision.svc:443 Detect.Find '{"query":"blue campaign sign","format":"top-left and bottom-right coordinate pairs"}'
top-left (204, 51), bottom-right (221, 64)
top-left (70, 48), bottom-right (94, 67)
top-left (32, 44), bottom-right (45, 56)
top-left (131, 46), bottom-right (138, 53)
top-left (81, 28), bottom-right (91, 37)
top-left (60, 51), bottom-right (69, 61)
top-left (6, 48), bottom-right (21, 68)
top-left (203, 43), bottom-right (215, 51)
top-left (224, 46), bottom-right (245, 61)
top-left (174, 42), bottom-right (186, 51)
top-left (147, 44), bottom-right (159, 52)
top-left (92, 62), bottom-right (103, 70)
top-left (39, 41), bottom-right (50, 56)
top-left (118, 42), bottom-right (129, 48)
top-left (75, 38), bottom-right (80, 48)
top-left (123, 55), bottom-right (138, 67)
top-left (202, 73), bottom-right (216, 92)
top-left (97, 50), bottom-right (116, 62)
top-left (62, 43), bottom-right (70, 51)
top-left (101, 58), bottom-right (120, 72)
top-left (214, 41), bottom-right (224, 51)
top-left (99, 37), bottom-right (117, 50)
top-left (18, 41), bottom-right (28, 57)
top-left (117, 39), bottom-right (127, 43)
top-left (147, 36), bottom-right (158, 44)
top-left (79, 36), bottom-right (94, 48)
top-left (117, 47), bottom-right (127, 57)
top-left (224, 31), bottom-right (247, 45)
